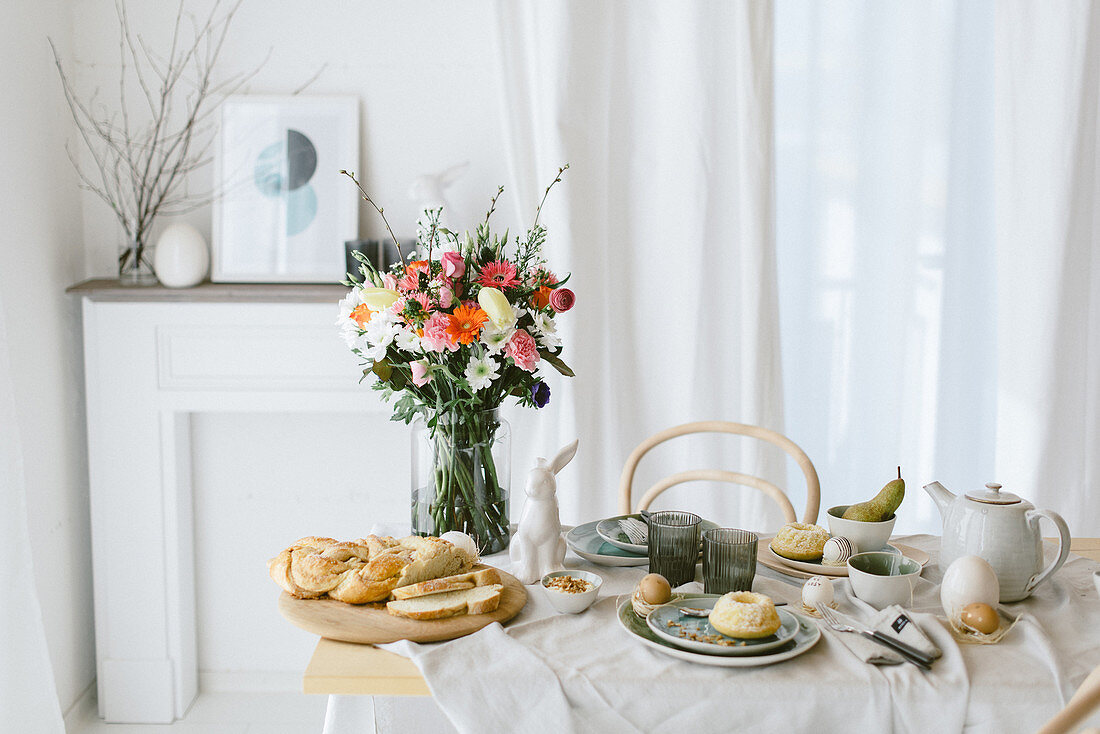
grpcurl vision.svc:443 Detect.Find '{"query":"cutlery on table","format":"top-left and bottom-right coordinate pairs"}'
top-left (817, 606), bottom-right (933, 671)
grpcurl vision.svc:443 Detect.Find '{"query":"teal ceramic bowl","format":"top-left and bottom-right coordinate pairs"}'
top-left (847, 551), bottom-right (921, 608)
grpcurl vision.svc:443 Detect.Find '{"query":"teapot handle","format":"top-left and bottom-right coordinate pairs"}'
top-left (1025, 508), bottom-right (1071, 594)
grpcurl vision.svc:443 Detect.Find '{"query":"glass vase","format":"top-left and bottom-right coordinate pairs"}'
top-left (411, 409), bottom-right (511, 555)
top-left (119, 235), bottom-right (157, 286)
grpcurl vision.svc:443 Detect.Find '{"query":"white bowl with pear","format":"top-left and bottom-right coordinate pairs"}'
top-left (826, 469), bottom-right (905, 552)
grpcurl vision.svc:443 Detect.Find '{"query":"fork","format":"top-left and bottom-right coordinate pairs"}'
top-left (618, 517), bottom-right (649, 545)
top-left (817, 606), bottom-right (933, 670)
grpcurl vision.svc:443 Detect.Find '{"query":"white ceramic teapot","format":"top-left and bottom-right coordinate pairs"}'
top-left (923, 481), bottom-right (1070, 602)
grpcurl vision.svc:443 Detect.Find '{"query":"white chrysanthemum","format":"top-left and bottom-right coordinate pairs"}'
top-left (362, 311), bottom-right (400, 361)
top-left (395, 328), bottom-right (422, 353)
top-left (481, 323), bottom-right (515, 354)
top-left (532, 311), bottom-right (561, 348)
top-left (336, 289), bottom-right (369, 347)
top-left (464, 353), bottom-right (499, 392)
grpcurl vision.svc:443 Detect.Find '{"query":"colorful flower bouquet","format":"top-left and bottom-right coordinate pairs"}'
top-left (336, 167), bottom-right (574, 553)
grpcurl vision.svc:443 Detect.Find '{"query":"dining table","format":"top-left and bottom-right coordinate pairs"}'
top-left (296, 535), bottom-right (1100, 734)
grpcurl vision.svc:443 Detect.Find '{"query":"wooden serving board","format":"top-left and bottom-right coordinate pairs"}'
top-left (277, 564), bottom-right (527, 644)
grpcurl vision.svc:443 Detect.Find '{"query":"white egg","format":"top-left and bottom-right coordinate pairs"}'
top-left (940, 555), bottom-right (1000, 619)
top-left (439, 530), bottom-right (479, 558)
top-left (802, 575), bottom-right (835, 611)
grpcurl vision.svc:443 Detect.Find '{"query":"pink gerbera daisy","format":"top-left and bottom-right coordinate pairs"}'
top-left (475, 260), bottom-right (520, 290)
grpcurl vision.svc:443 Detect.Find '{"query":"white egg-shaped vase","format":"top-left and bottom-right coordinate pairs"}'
top-left (154, 222), bottom-right (209, 288)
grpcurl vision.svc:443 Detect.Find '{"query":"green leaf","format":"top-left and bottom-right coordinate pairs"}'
top-left (371, 359), bottom-right (392, 382)
top-left (540, 351), bottom-right (575, 377)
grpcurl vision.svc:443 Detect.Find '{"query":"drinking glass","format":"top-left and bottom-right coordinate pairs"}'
top-left (648, 511), bottom-right (702, 586)
top-left (702, 528), bottom-right (758, 594)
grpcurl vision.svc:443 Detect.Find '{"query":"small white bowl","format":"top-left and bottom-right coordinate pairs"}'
top-left (541, 570), bottom-right (602, 614)
top-left (826, 505), bottom-right (896, 553)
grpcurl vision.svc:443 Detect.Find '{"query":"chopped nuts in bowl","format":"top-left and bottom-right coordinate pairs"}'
top-left (541, 569), bottom-right (602, 614)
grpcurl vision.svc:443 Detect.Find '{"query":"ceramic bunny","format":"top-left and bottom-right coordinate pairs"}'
top-left (408, 161), bottom-right (469, 218)
top-left (510, 440), bottom-right (579, 585)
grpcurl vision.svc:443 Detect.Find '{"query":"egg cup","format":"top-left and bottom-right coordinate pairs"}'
top-left (946, 607), bottom-right (1016, 645)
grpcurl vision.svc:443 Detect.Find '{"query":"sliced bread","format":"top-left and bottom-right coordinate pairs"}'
top-left (390, 567), bottom-right (502, 600)
top-left (386, 584), bottom-right (504, 620)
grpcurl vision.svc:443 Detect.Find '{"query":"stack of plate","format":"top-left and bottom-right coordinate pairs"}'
top-left (758, 535), bottom-right (931, 579)
top-left (617, 594), bottom-right (821, 667)
top-left (565, 515), bottom-right (720, 567)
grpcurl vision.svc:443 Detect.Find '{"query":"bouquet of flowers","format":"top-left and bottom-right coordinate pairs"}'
top-left (336, 167), bottom-right (574, 553)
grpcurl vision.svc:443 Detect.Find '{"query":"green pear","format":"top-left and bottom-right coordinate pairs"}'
top-left (842, 468), bottom-right (905, 522)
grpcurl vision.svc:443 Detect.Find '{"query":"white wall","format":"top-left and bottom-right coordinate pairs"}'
top-left (0, 0), bottom-right (95, 716)
top-left (68, 0), bottom-right (519, 277)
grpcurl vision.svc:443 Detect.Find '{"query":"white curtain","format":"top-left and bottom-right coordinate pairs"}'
top-left (495, 1), bottom-right (789, 531)
top-left (995, 1), bottom-right (1100, 536)
top-left (0, 289), bottom-right (65, 732)
top-left (775, 0), bottom-right (996, 535)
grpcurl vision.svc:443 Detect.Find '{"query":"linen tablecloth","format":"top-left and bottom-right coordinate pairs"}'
top-left (344, 535), bottom-right (1100, 733)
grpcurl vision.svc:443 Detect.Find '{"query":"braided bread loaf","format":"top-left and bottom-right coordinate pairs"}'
top-left (268, 534), bottom-right (477, 604)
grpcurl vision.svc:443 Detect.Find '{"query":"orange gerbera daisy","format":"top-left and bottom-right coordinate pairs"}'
top-left (446, 304), bottom-right (489, 345)
top-left (350, 303), bottom-right (375, 328)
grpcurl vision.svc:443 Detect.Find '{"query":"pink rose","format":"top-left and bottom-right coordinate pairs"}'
top-left (435, 278), bottom-right (455, 309)
top-left (442, 251), bottom-right (465, 279)
top-left (411, 361), bottom-right (431, 387)
top-left (505, 329), bottom-right (540, 372)
top-left (421, 312), bottom-right (458, 353)
top-left (550, 288), bottom-right (575, 313)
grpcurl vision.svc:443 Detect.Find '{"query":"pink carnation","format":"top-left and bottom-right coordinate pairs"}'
top-left (550, 288), bottom-right (575, 313)
top-left (442, 251), bottom-right (465, 279)
top-left (421, 312), bottom-right (458, 353)
top-left (411, 361), bottom-right (431, 387)
top-left (505, 329), bottom-right (540, 372)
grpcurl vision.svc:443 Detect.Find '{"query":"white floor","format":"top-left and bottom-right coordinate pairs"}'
top-left (69, 692), bottom-right (329, 734)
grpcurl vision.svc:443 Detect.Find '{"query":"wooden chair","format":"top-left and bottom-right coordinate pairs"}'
top-left (1037, 664), bottom-right (1100, 734)
top-left (617, 421), bottom-right (821, 525)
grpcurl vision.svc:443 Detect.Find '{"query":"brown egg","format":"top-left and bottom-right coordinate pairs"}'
top-left (638, 573), bottom-right (672, 604)
top-left (960, 602), bottom-right (999, 634)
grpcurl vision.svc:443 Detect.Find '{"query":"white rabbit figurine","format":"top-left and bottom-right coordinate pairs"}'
top-left (408, 161), bottom-right (469, 221)
top-left (510, 440), bottom-right (579, 585)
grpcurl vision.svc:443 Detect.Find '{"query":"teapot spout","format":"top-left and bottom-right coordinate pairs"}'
top-left (923, 481), bottom-right (956, 519)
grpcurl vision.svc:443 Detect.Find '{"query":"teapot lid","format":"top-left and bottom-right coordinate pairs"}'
top-left (964, 482), bottom-right (1022, 505)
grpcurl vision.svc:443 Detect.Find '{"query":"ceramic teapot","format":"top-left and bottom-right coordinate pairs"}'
top-left (924, 481), bottom-right (1070, 602)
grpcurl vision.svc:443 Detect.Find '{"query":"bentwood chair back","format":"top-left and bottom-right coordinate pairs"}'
top-left (617, 421), bottom-right (821, 525)
top-left (1037, 663), bottom-right (1100, 734)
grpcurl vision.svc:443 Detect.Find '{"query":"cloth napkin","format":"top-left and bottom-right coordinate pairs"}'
top-left (828, 602), bottom-right (944, 665)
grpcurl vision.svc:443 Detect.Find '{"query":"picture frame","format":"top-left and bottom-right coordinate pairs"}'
top-left (212, 95), bottom-right (359, 282)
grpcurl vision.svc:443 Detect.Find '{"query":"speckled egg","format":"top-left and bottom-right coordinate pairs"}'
top-left (802, 575), bottom-right (835, 611)
top-left (821, 536), bottom-right (855, 567)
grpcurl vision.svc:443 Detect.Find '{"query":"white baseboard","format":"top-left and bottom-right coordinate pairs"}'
top-left (198, 670), bottom-right (304, 693)
top-left (63, 681), bottom-right (97, 732)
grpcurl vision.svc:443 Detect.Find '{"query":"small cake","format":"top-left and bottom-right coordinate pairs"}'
top-left (821, 536), bottom-right (855, 567)
top-left (770, 522), bottom-right (830, 561)
top-left (708, 591), bottom-right (782, 639)
top-left (801, 575), bottom-right (835, 614)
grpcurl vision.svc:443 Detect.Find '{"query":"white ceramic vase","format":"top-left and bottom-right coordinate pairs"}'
top-left (154, 222), bottom-right (208, 288)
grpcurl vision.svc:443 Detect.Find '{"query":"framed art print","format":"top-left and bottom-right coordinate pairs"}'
top-left (213, 96), bottom-right (359, 282)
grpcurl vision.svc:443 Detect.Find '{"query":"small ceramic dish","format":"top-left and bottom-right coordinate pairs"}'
top-left (767, 542), bottom-right (903, 577)
top-left (565, 522), bottom-right (649, 566)
top-left (646, 596), bottom-right (800, 656)
top-left (847, 551), bottom-right (922, 608)
top-left (826, 505), bottom-right (896, 553)
top-left (541, 570), bottom-right (602, 613)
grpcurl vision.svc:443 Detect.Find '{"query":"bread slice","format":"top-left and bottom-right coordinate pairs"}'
top-left (386, 584), bottom-right (504, 620)
top-left (391, 567), bottom-right (502, 601)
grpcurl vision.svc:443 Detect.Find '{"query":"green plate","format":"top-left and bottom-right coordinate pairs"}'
top-left (595, 515), bottom-right (720, 554)
top-left (646, 596), bottom-right (800, 656)
top-left (565, 520), bottom-right (649, 566)
top-left (618, 594), bottom-right (821, 668)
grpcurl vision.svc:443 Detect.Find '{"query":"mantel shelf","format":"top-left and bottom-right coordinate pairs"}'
top-left (67, 278), bottom-right (348, 303)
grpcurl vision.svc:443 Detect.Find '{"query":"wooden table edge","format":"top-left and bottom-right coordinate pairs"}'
top-left (302, 538), bottom-right (1100, 697)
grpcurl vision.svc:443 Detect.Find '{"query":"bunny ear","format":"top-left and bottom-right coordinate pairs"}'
top-left (438, 161), bottom-right (470, 186)
top-left (549, 440), bottom-right (579, 475)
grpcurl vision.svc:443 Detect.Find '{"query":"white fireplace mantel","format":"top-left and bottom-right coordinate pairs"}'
top-left (70, 279), bottom-right (376, 723)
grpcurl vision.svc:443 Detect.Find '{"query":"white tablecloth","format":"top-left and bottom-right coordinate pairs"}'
top-left (329, 535), bottom-right (1100, 734)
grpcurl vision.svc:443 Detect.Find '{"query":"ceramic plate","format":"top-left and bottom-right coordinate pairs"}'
top-left (618, 595), bottom-right (821, 668)
top-left (595, 515), bottom-right (720, 554)
top-left (565, 521), bottom-right (649, 567)
top-left (767, 542), bottom-right (899, 577)
top-left (646, 596), bottom-right (800, 656)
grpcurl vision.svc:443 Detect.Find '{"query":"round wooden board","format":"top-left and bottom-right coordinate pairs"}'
top-left (277, 564), bottom-right (528, 644)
